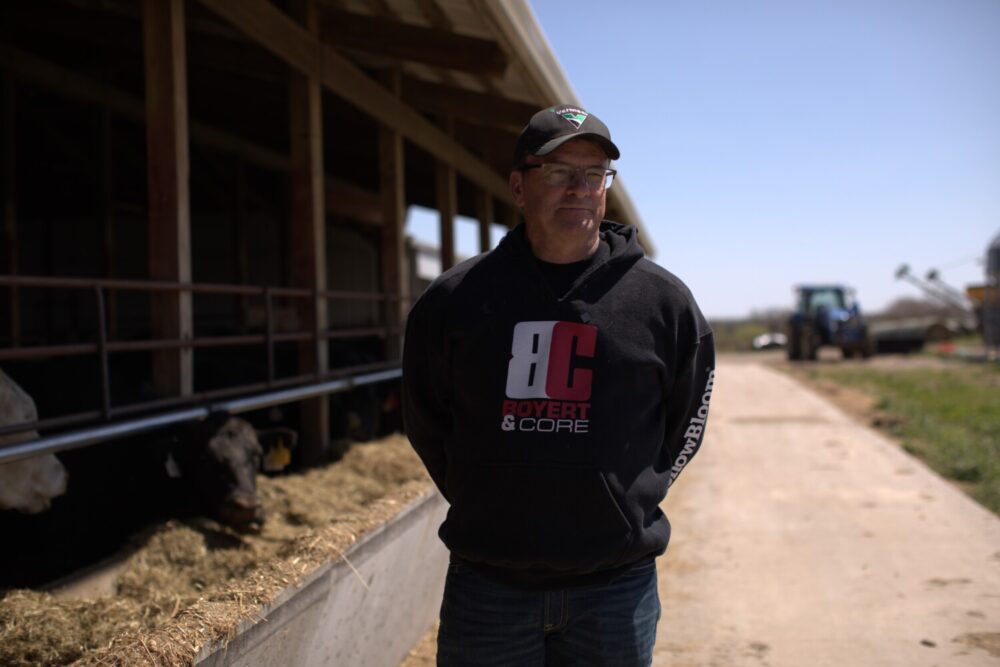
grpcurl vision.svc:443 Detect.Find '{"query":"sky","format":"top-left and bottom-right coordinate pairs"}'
top-left (408, 0), bottom-right (1000, 320)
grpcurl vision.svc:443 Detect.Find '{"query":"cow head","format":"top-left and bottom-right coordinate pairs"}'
top-left (178, 414), bottom-right (266, 533)
top-left (0, 454), bottom-right (69, 514)
top-left (0, 368), bottom-right (69, 514)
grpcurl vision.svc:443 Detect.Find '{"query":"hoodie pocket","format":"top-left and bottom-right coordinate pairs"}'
top-left (444, 464), bottom-right (633, 571)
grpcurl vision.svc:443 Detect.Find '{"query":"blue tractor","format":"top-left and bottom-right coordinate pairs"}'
top-left (787, 285), bottom-right (874, 360)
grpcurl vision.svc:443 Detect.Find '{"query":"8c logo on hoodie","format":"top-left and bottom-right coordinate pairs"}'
top-left (501, 321), bottom-right (596, 434)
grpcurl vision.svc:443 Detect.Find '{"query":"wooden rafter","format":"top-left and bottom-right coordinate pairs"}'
top-left (318, 9), bottom-right (507, 78)
top-left (411, 0), bottom-right (504, 97)
top-left (197, 0), bottom-right (511, 204)
top-left (415, 0), bottom-right (450, 29)
top-left (401, 76), bottom-right (537, 131)
top-left (326, 178), bottom-right (381, 226)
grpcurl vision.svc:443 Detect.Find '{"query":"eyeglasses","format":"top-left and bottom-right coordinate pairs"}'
top-left (519, 163), bottom-right (617, 191)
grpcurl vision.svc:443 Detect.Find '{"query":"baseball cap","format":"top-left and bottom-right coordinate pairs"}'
top-left (513, 105), bottom-right (620, 166)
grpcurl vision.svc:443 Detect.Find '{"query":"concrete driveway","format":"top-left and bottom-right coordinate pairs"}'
top-left (655, 357), bottom-right (1000, 666)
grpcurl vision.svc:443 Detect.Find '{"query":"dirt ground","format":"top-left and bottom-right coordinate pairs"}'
top-left (402, 352), bottom-right (1000, 666)
top-left (655, 353), bottom-right (1000, 666)
top-left (0, 434), bottom-right (431, 667)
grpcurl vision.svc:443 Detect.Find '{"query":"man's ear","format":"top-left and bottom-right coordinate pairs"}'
top-left (509, 170), bottom-right (525, 209)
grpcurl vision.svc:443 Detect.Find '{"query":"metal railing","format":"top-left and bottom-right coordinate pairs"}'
top-left (0, 274), bottom-right (403, 454)
top-left (0, 367), bottom-right (402, 465)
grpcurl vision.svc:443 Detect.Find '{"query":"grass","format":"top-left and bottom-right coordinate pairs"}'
top-left (787, 359), bottom-right (1000, 514)
top-left (710, 320), bottom-right (772, 352)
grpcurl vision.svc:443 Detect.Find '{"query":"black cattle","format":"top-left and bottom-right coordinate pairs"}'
top-left (0, 413), bottom-right (296, 590)
top-left (163, 413), bottom-right (297, 533)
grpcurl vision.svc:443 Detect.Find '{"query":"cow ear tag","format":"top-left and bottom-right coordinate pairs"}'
top-left (263, 441), bottom-right (292, 472)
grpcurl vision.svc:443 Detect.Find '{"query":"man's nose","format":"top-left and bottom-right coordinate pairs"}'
top-left (565, 169), bottom-right (591, 194)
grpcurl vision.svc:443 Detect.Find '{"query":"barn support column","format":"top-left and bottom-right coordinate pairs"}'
top-left (378, 69), bottom-right (407, 360)
top-left (435, 117), bottom-right (457, 272)
top-left (99, 108), bottom-right (118, 339)
top-left (233, 156), bottom-right (250, 328)
top-left (1, 74), bottom-right (18, 346)
top-left (288, 0), bottom-right (329, 466)
top-left (477, 190), bottom-right (493, 254)
top-left (142, 0), bottom-right (193, 397)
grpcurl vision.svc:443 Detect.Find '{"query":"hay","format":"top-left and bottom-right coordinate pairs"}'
top-left (0, 591), bottom-right (145, 667)
top-left (0, 434), bottom-right (431, 667)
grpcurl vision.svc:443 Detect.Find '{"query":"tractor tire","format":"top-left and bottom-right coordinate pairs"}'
top-left (787, 325), bottom-right (802, 360)
top-left (802, 326), bottom-right (817, 360)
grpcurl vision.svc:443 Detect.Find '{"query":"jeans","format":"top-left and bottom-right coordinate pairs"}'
top-left (437, 557), bottom-right (660, 666)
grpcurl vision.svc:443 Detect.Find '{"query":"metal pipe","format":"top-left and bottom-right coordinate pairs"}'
top-left (219, 368), bottom-right (401, 414)
top-left (0, 275), bottom-right (394, 302)
top-left (0, 368), bottom-right (401, 465)
top-left (0, 410), bottom-right (102, 438)
top-left (0, 274), bottom-right (312, 297)
top-left (0, 362), bottom-right (394, 438)
top-left (0, 328), bottom-right (377, 360)
top-left (0, 343), bottom-right (97, 361)
top-left (0, 408), bottom-right (210, 464)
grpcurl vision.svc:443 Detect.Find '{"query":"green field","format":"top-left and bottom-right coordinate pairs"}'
top-left (710, 320), bottom-right (772, 352)
top-left (782, 358), bottom-right (1000, 515)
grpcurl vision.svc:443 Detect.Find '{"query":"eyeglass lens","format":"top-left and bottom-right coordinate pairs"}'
top-left (538, 164), bottom-right (615, 190)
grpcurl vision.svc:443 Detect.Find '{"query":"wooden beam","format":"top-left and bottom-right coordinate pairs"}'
top-left (477, 189), bottom-right (493, 254)
top-left (318, 9), bottom-right (506, 78)
top-left (408, 0), bottom-right (506, 98)
top-left (233, 156), bottom-right (251, 327)
top-left (408, 0), bottom-right (463, 90)
top-left (2, 73), bottom-right (18, 345)
top-left (436, 116), bottom-right (457, 272)
top-left (288, 0), bottom-right (329, 467)
top-left (415, 0), bottom-right (451, 30)
top-left (401, 76), bottom-right (537, 132)
top-left (143, 0), bottom-right (193, 397)
top-left (453, 120), bottom-right (518, 170)
top-left (196, 0), bottom-right (511, 203)
top-left (99, 108), bottom-right (118, 339)
top-left (378, 69), bottom-right (407, 360)
top-left (325, 177), bottom-right (381, 226)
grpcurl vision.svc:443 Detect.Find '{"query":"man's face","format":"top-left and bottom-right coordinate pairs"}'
top-left (509, 139), bottom-right (609, 250)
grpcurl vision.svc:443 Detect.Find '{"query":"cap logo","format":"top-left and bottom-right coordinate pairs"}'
top-left (551, 106), bottom-right (588, 129)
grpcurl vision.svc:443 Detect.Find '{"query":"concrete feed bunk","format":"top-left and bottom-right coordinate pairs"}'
top-left (196, 490), bottom-right (447, 667)
top-left (0, 436), bottom-right (446, 666)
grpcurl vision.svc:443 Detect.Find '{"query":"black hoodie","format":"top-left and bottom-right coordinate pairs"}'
top-left (402, 221), bottom-right (715, 588)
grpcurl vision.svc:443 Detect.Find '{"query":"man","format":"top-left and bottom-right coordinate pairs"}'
top-left (403, 105), bottom-right (715, 666)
